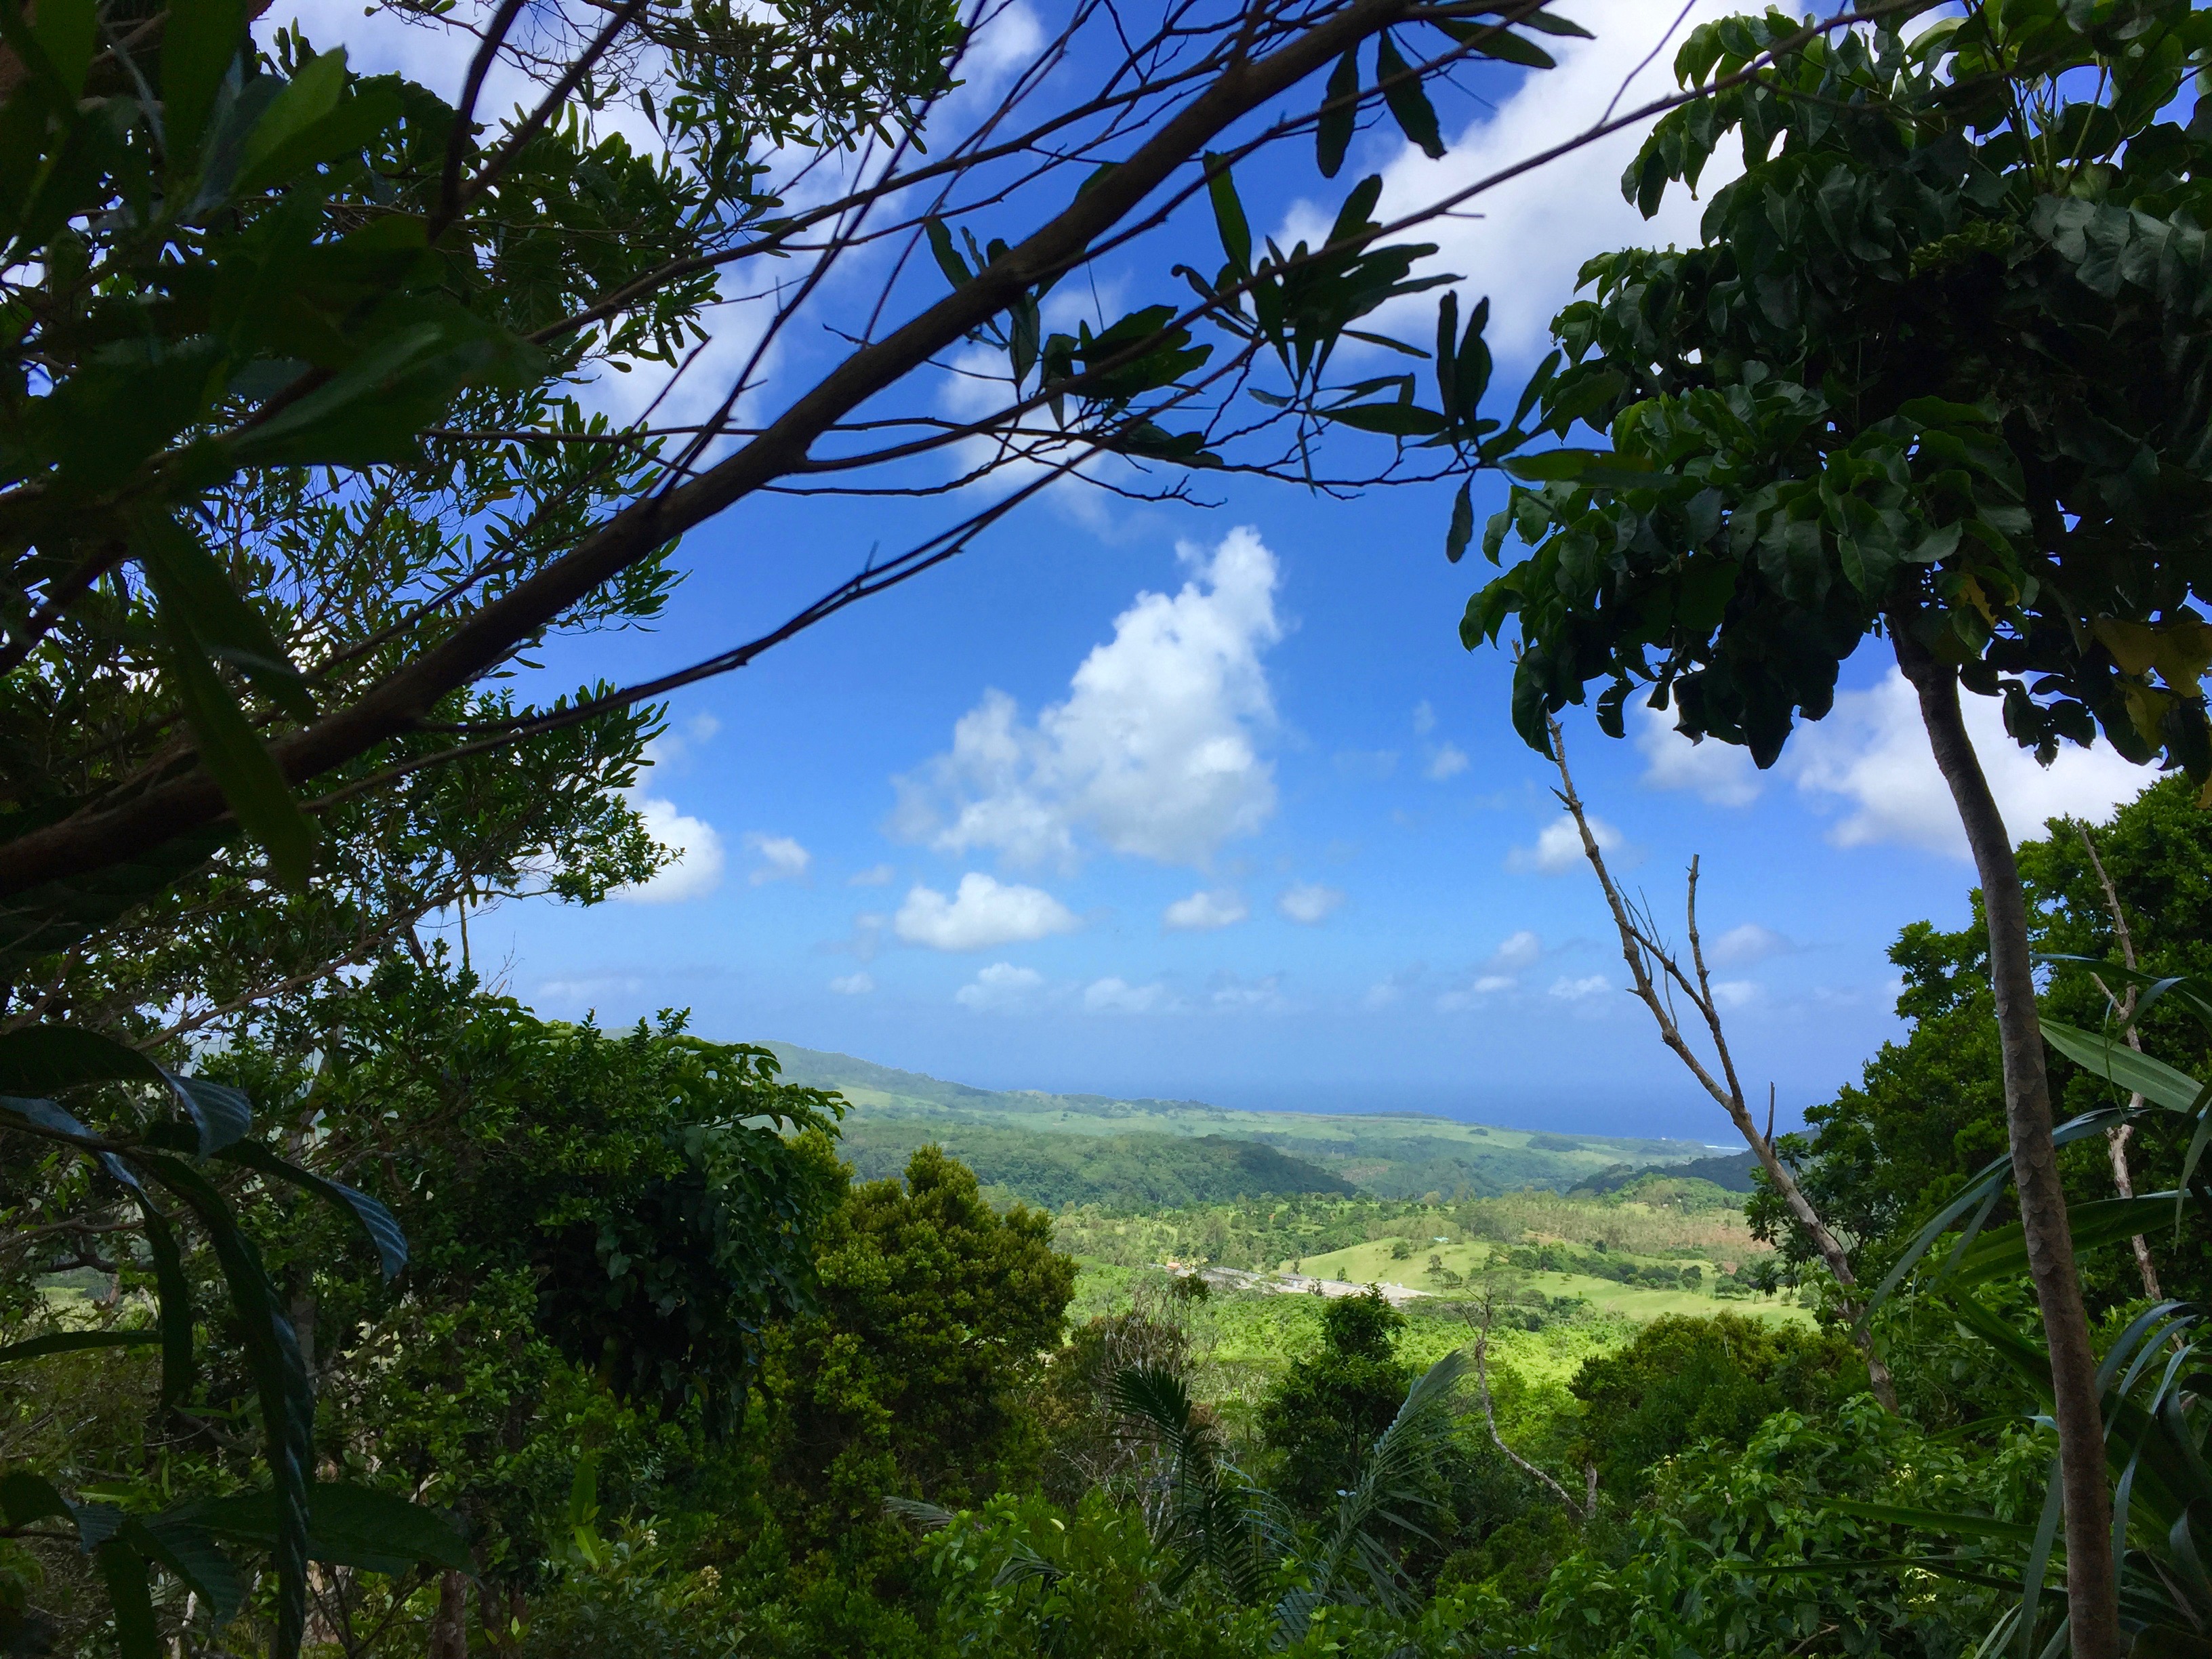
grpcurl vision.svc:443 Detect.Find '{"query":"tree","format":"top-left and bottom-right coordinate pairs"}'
top-left (1566, 1312), bottom-right (1858, 1502)
top-left (1751, 775), bottom-right (2212, 1313)
top-left (1458, 6), bottom-right (2212, 1647)
top-left (766, 1145), bottom-right (1076, 1559)
top-left (1259, 1288), bottom-right (1414, 1515)
top-left (0, 0), bottom-right (1914, 968)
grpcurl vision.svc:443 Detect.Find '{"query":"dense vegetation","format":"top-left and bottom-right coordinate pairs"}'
top-left (5, 0), bottom-right (2212, 1655)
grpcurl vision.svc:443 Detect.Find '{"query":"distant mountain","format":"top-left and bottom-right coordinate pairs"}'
top-left (1570, 1149), bottom-right (1760, 1196)
top-left (768, 1042), bottom-right (1710, 1204)
top-left (842, 1121), bottom-right (1355, 1210)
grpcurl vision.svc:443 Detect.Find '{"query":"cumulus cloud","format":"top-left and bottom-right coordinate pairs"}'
top-left (848, 863), bottom-right (896, 886)
top-left (1364, 965), bottom-right (1427, 1010)
top-left (1436, 974), bottom-right (1518, 1012)
top-left (1278, 882), bottom-right (1345, 924)
top-left (1713, 980), bottom-right (1758, 1008)
top-left (1085, 977), bottom-right (1174, 1013)
top-left (745, 833), bottom-right (811, 884)
top-left (956, 962), bottom-right (1044, 1010)
top-left (1212, 972), bottom-right (1288, 1012)
top-left (1710, 923), bottom-right (1792, 966)
top-left (1507, 815), bottom-right (1621, 875)
top-left (615, 794), bottom-right (726, 903)
top-left (1296, 1), bottom-right (1743, 363)
top-left (1636, 703), bottom-right (1763, 807)
top-left (1489, 929), bottom-right (1544, 970)
top-left (1425, 743), bottom-right (1470, 781)
top-left (894, 874), bottom-right (1080, 951)
top-left (892, 527), bottom-right (1282, 869)
top-left (1414, 700), bottom-right (1438, 735)
top-left (1164, 888), bottom-right (1249, 931)
top-left (829, 972), bottom-right (876, 995)
top-left (1549, 975), bottom-right (1612, 1001)
top-left (1788, 670), bottom-right (2147, 857)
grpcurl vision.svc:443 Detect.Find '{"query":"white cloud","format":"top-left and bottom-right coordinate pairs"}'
top-left (1549, 974), bottom-right (1612, 1001)
top-left (893, 527), bottom-right (1282, 868)
top-left (1426, 743), bottom-right (1470, 781)
top-left (1787, 669), bottom-right (2148, 858)
top-left (614, 794), bottom-right (725, 903)
top-left (829, 972), bottom-right (876, 996)
top-left (1413, 700), bottom-right (1437, 735)
top-left (1085, 977), bottom-right (1174, 1013)
top-left (1490, 929), bottom-right (1544, 970)
top-left (1507, 814), bottom-right (1621, 875)
top-left (848, 863), bottom-right (896, 886)
top-left (1164, 888), bottom-right (1248, 931)
top-left (1278, 882), bottom-right (1345, 924)
top-left (1364, 964), bottom-right (1427, 1010)
top-left (1636, 703), bottom-right (1763, 807)
top-left (895, 874), bottom-right (1081, 951)
top-left (1312, 0), bottom-right (1744, 363)
top-left (1212, 972), bottom-right (1288, 1012)
top-left (745, 832), bottom-right (811, 884)
top-left (1713, 980), bottom-right (1757, 1008)
top-left (1710, 923), bottom-right (1791, 966)
top-left (956, 962), bottom-right (1044, 1010)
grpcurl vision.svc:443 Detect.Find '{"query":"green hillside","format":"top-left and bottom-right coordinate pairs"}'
top-left (840, 1122), bottom-right (1355, 1209)
top-left (770, 1042), bottom-right (1711, 1202)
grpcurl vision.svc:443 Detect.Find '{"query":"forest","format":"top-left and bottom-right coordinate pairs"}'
top-left (6, 0), bottom-right (2212, 1656)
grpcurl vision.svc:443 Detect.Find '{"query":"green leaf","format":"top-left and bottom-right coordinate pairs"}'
top-left (234, 49), bottom-right (348, 190)
top-left (2041, 1018), bottom-right (2205, 1112)
top-left (1944, 1193), bottom-right (2184, 1287)
top-left (924, 216), bottom-right (970, 288)
top-left (30, 0), bottom-right (94, 97)
top-left (1503, 447), bottom-right (1654, 487)
top-left (136, 1200), bottom-right (194, 1410)
top-left (1327, 401), bottom-right (1446, 437)
top-left (1204, 153), bottom-right (1252, 275)
top-left (1446, 478), bottom-right (1474, 562)
top-left (0, 1471), bottom-right (72, 1528)
top-left (1820, 1497), bottom-right (2041, 1544)
top-left (1317, 47), bottom-right (1359, 180)
top-left (218, 1140), bottom-right (408, 1280)
top-left (1375, 33), bottom-right (1443, 160)
top-left (0, 1025), bottom-right (163, 1096)
top-left (137, 1156), bottom-right (313, 1658)
top-left (0, 1331), bottom-right (160, 1366)
top-left (179, 1485), bottom-right (472, 1575)
top-left (161, 0), bottom-right (247, 162)
top-left (130, 506), bottom-right (313, 721)
top-left (95, 1541), bottom-right (159, 1659)
top-left (128, 1515), bottom-right (243, 1625)
top-left (157, 607), bottom-right (319, 890)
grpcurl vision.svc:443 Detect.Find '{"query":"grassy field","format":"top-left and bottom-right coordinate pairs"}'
top-left (1058, 1183), bottom-right (1810, 1429)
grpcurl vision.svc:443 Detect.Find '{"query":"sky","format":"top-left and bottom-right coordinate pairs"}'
top-left (308, 0), bottom-right (2160, 1142)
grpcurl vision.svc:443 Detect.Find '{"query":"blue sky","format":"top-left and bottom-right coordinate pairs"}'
top-left (340, 0), bottom-right (2159, 1142)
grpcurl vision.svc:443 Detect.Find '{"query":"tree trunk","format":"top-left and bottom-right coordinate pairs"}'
top-left (1893, 626), bottom-right (2118, 1659)
top-left (428, 1570), bottom-right (468, 1659)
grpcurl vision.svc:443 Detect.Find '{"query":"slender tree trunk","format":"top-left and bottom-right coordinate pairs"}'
top-left (1893, 626), bottom-right (2118, 1659)
top-left (428, 1570), bottom-right (468, 1659)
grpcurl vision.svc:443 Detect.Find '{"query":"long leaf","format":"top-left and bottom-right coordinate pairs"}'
top-left (0, 1025), bottom-right (164, 1095)
top-left (1948, 1194), bottom-right (2184, 1287)
top-left (136, 1199), bottom-right (195, 1410)
top-left (178, 1484), bottom-right (472, 1575)
top-left (138, 1155), bottom-right (313, 1659)
top-left (0, 1330), bottom-right (159, 1366)
top-left (218, 1140), bottom-right (407, 1280)
top-left (95, 1540), bottom-right (159, 1659)
top-left (2042, 1020), bottom-right (2205, 1113)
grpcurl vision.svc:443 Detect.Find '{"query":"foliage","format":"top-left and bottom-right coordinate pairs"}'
top-left (841, 1121), bottom-right (1354, 1210)
top-left (766, 1146), bottom-right (1076, 1561)
top-left (1261, 1289), bottom-right (1416, 1514)
top-left (1567, 1312), bottom-right (1862, 1500)
top-left (1466, 0), bottom-right (2212, 780)
top-left (1753, 777), bottom-right (2212, 1309)
top-left (1527, 1397), bottom-right (2031, 1659)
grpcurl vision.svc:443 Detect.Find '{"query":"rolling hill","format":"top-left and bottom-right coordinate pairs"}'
top-left (768, 1043), bottom-right (1713, 1206)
